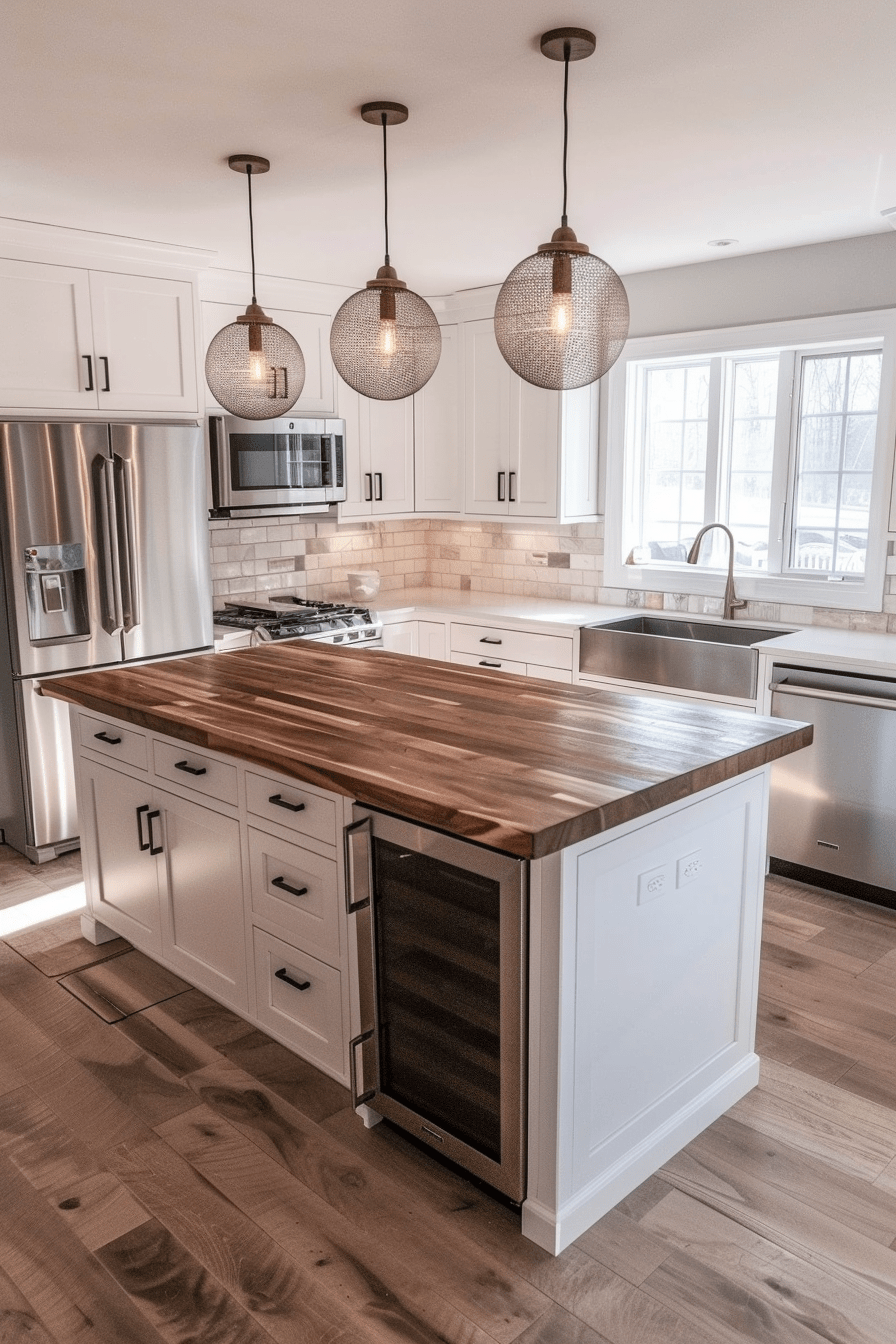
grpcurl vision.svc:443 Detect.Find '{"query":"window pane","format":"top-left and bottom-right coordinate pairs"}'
top-left (724, 359), bottom-right (777, 563)
top-left (640, 363), bottom-right (710, 549)
top-left (789, 350), bottom-right (881, 576)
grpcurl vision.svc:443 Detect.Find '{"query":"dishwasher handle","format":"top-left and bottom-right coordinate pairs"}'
top-left (771, 680), bottom-right (896, 713)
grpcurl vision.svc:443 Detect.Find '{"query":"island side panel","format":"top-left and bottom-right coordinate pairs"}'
top-left (523, 766), bottom-right (769, 1255)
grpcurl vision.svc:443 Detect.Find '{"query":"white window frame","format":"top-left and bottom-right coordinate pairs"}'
top-left (604, 309), bottom-right (896, 611)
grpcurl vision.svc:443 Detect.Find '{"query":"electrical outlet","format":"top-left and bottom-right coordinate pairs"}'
top-left (677, 850), bottom-right (703, 887)
top-left (530, 552), bottom-right (548, 566)
top-left (637, 865), bottom-right (669, 904)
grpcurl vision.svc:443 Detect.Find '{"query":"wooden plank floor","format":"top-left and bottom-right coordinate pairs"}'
top-left (2, 847), bottom-right (896, 1342)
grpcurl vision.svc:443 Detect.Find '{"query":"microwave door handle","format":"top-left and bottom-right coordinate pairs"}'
top-left (345, 817), bottom-right (379, 1107)
top-left (112, 454), bottom-right (140, 632)
top-left (94, 455), bottom-right (124, 634)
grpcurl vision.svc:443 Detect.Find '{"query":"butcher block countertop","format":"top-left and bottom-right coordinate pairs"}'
top-left (42, 642), bottom-right (812, 859)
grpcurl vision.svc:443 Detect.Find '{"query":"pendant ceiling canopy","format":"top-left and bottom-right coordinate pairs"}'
top-left (205, 155), bottom-right (305, 420)
top-left (494, 28), bottom-right (629, 392)
top-left (329, 102), bottom-right (441, 402)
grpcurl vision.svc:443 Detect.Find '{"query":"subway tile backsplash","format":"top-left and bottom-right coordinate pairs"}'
top-left (209, 516), bottom-right (896, 631)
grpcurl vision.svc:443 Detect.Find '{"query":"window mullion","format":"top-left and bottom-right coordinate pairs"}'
top-left (704, 357), bottom-right (723, 525)
top-left (768, 349), bottom-right (796, 575)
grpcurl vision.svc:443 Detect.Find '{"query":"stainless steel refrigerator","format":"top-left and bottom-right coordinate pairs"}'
top-left (0, 422), bottom-right (213, 862)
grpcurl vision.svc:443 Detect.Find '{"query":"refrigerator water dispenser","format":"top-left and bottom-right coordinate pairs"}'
top-left (24, 543), bottom-right (90, 643)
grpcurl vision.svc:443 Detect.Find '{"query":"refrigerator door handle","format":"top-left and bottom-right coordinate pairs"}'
top-left (112, 454), bottom-right (140, 632)
top-left (93, 455), bottom-right (124, 635)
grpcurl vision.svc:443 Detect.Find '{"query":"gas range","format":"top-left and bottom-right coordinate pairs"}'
top-left (212, 595), bottom-right (383, 648)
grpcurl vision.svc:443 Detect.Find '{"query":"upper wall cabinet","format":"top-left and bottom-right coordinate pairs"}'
top-left (463, 317), bottom-right (598, 523)
top-left (337, 377), bottom-right (415, 517)
top-left (0, 258), bottom-right (198, 414)
top-left (201, 302), bottom-right (336, 416)
top-left (414, 324), bottom-right (462, 514)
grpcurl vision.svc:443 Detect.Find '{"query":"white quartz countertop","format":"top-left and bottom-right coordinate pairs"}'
top-left (753, 624), bottom-right (896, 674)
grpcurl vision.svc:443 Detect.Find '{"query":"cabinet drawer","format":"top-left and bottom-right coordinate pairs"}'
top-left (253, 927), bottom-right (344, 1075)
top-left (246, 771), bottom-right (338, 847)
top-left (153, 740), bottom-right (238, 806)
top-left (449, 622), bottom-right (573, 670)
top-left (450, 651), bottom-right (527, 677)
top-left (527, 664), bottom-right (573, 684)
top-left (248, 828), bottom-right (340, 966)
top-left (78, 713), bottom-right (147, 770)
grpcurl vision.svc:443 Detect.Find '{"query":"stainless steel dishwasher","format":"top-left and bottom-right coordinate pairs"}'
top-left (768, 664), bottom-right (896, 906)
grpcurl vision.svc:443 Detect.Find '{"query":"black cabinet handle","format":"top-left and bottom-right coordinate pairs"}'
top-left (82, 355), bottom-right (94, 392)
top-left (271, 876), bottom-right (309, 899)
top-left (497, 471), bottom-right (506, 502)
top-left (268, 793), bottom-right (305, 813)
top-left (364, 472), bottom-right (373, 502)
top-left (136, 803), bottom-right (151, 851)
top-left (374, 472), bottom-right (383, 501)
top-left (479, 636), bottom-right (502, 645)
top-left (479, 659), bottom-right (502, 668)
top-left (508, 470), bottom-right (516, 503)
top-left (99, 356), bottom-right (110, 392)
top-left (147, 809), bottom-right (163, 856)
top-left (275, 967), bottom-right (311, 992)
top-left (94, 730), bottom-right (122, 744)
top-left (175, 760), bottom-right (207, 776)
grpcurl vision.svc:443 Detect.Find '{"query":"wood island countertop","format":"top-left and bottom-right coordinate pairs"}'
top-left (42, 642), bottom-right (812, 858)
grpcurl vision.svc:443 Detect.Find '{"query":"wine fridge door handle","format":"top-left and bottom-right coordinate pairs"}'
top-left (349, 1029), bottom-right (376, 1108)
top-left (344, 816), bottom-right (372, 914)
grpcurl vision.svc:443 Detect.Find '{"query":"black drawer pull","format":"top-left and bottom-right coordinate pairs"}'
top-left (268, 793), bottom-right (305, 812)
top-left (94, 730), bottom-right (122, 745)
top-left (175, 760), bottom-right (207, 776)
top-left (271, 876), bottom-right (309, 899)
top-left (479, 659), bottom-right (502, 668)
top-left (275, 967), bottom-right (311, 992)
top-left (479, 636), bottom-right (502, 645)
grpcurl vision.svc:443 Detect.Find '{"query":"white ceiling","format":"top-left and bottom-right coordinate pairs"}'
top-left (4, 0), bottom-right (896, 296)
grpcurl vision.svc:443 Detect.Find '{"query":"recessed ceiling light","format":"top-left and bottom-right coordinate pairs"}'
top-left (707, 238), bottom-right (738, 247)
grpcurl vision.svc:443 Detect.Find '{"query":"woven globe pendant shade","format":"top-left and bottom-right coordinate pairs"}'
top-left (494, 235), bottom-right (629, 391)
top-left (206, 306), bottom-right (305, 420)
top-left (205, 155), bottom-right (305, 420)
top-left (330, 273), bottom-right (441, 401)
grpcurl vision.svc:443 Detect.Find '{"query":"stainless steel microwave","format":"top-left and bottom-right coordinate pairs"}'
top-left (208, 414), bottom-right (346, 517)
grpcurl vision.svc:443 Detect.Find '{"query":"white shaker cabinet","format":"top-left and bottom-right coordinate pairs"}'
top-left (338, 378), bottom-right (415, 517)
top-left (414, 324), bottom-right (462, 513)
top-left (201, 301), bottom-right (336, 415)
top-left (0, 258), bottom-right (199, 414)
top-left (462, 316), bottom-right (597, 522)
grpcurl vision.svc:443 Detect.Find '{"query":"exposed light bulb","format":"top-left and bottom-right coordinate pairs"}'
top-left (550, 290), bottom-right (573, 335)
top-left (248, 348), bottom-right (269, 381)
top-left (379, 316), bottom-right (397, 359)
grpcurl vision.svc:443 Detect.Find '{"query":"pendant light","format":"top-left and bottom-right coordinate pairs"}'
top-left (330, 103), bottom-right (441, 401)
top-left (205, 155), bottom-right (305, 419)
top-left (494, 29), bottom-right (629, 391)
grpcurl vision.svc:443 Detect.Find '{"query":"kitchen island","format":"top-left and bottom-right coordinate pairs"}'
top-left (43, 641), bottom-right (810, 1254)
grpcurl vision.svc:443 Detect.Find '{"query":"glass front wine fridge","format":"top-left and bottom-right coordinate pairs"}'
top-left (345, 806), bottom-right (527, 1201)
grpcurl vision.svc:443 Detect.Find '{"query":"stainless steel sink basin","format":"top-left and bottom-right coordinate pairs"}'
top-left (579, 616), bottom-right (792, 699)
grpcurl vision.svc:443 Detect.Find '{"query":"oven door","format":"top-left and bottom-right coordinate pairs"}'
top-left (209, 415), bottom-right (345, 512)
top-left (345, 807), bottom-right (527, 1201)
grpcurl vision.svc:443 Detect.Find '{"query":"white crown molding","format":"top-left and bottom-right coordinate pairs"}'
top-left (199, 265), bottom-right (355, 315)
top-left (0, 216), bottom-right (215, 272)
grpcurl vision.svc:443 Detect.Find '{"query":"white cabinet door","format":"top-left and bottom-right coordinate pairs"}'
top-left (338, 381), bottom-right (415, 518)
top-left (201, 302), bottom-right (335, 415)
top-left (381, 620), bottom-right (418, 655)
top-left (156, 786), bottom-right (247, 1011)
top-left (464, 318), bottom-right (511, 515)
top-left (79, 759), bottom-right (163, 952)
top-left (418, 620), bottom-right (447, 661)
top-left (0, 259), bottom-right (96, 410)
top-left (512, 379), bottom-right (559, 518)
top-left (415, 324), bottom-right (461, 512)
top-left (89, 271), bottom-right (198, 413)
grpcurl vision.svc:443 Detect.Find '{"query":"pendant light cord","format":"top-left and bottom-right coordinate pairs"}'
top-left (381, 112), bottom-right (390, 266)
top-left (561, 43), bottom-right (570, 227)
top-left (246, 164), bottom-right (258, 303)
